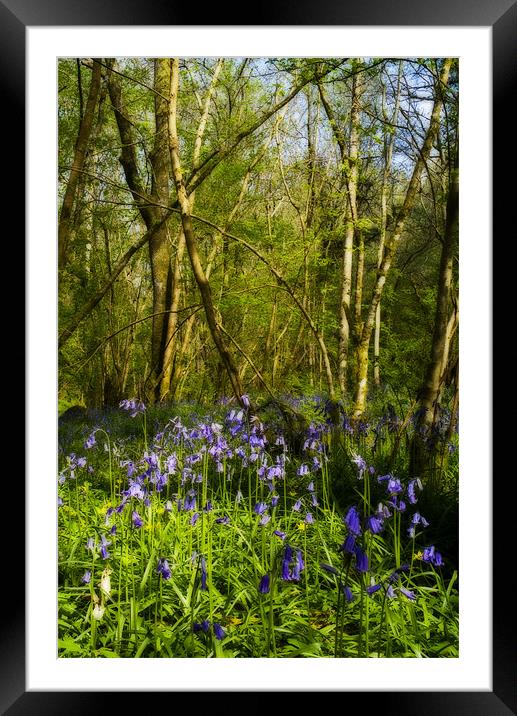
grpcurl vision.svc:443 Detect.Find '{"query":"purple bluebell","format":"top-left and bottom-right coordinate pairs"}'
top-left (351, 453), bottom-right (367, 476)
top-left (297, 463), bottom-right (309, 476)
top-left (273, 530), bottom-right (286, 540)
top-left (84, 431), bottom-right (97, 449)
top-left (215, 515), bottom-right (230, 525)
top-left (320, 563), bottom-right (339, 575)
top-left (341, 534), bottom-right (356, 554)
top-left (132, 510), bottom-right (143, 528)
top-left (366, 583), bottom-right (382, 596)
top-left (292, 499), bottom-right (302, 512)
top-left (281, 545), bottom-right (293, 581)
top-left (366, 515), bottom-right (383, 534)
top-left (100, 545), bottom-right (110, 560)
top-left (157, 558), bottom-right (171, 580)
top-left (81, 570), bottom-right (91, 584)
top-left (342, 585), bottom-right (354, 603)
top-left (407, 479), bottom-right (421, 505)
top-left (354, 545), bottom-right (369, 573)
top-left (433, 551), bottom-right (444, 567)
top-left (291, 550), bottom-right (304, 581)
top-left (213, 623), bottom-right (225, 640)
top-left (258, 574), bottom-right (270, 594)
top-left (259, 513), bottom-right (271, 526)
top-left (271, 495), bottom-right (279, 508)
top-left (400, 587), bottom-right (416, 601)
top-left (387, 476), bottom-right (403, 494)
top-left (344, 506), bottom-right (362, 536)
top-left (305, 512), bottom-right (314, 524)
top-left (109, 525), bottom-right (117, 535)
top-left (183, 494), bottom-right (197, 511)
top-left (193, 619), bottom-right (210, 633)
top-left (58, 496), bottom-right (63, 507)
top-left (254, 501), bottom-right (268, 515)
top-left (190, 512), bottom-right (200, 526)
top-left (310, 493), bottom-right (319, 507)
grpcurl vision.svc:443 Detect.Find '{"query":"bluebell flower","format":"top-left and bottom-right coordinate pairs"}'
top-left (215, 515), bottom-right (230, 525)
top-left (258, 574), bottom-right (270, 594)
top-left (297, 464), bottom-right (309, 476)
top-left (433, 551), bottom-right (444, 567)
top-left (81, 570), bottom-right (91, 584)
top-left (132, 510), bottom-right (143, 528)
top-left (366, 583), bottom-right (382, 596)
top-left (281, 545), bottom-right (293, 581)
top-left (100, 545), bottom-right (110, 560)
top-left (320, 563), bottom-right (339, 575)
top-left (291, 550), bottom-right (304, 581)
top-left (109, 525), bottom-right (117, 535)
top-left (351, 453), bottom-right (367, 476)
top-left (58, 496), bottom-right (63, 507)
top-left (400, 587), bottom-right (416, 601)
top-left (341, 534), bottom-right (356, 554)
top-left (157, 558), bottom-right (171, 580)
top-left (292, 499), bottom-right (302, 512)
top-left (407, 478), bottom-right (423, 505)
top-left (273, 530), bottom-right (286, 540)
top-left (190, 512), bottom-right (200, 526)
top-left (342, 585), bottom-right (354, 603)
top-left (259, 513), bottom-right (271, 526)
top-left (84, 431), bottom-right (97, 449)
top-left (213, 623), bottom-right (225, 640)
top-left (254, 501), bottom-right (268, 515)
top-left (305, 512), bottom-right (314, 524)
top-left (387, 476), bottom-right (403, 494)
top-left (310, 493), bottom-right (319, 507)
top-left (354, 545), bottom-right (369, 573)
top-left (193, 619), bottom-right (210, 633)
top-left (271, 495), bottom-right (279, 508)
top-left (366, 515), bottom-right (383, 534)
top-left (344, 506), bottom-right (362, 536)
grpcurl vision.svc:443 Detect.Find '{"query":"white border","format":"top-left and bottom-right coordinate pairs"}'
top-left (27, 26), bottom-right (491, 691)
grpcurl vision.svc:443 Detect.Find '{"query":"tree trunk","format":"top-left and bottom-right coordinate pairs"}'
top-left (58, 59), bottom-right (103, 267)
top-left (410, 155), bottom-right (459, 479)
top-left (338, 67), bottom-right (362, 394)
top-left (374, 61), bottom-right (403, 386)
top-left (168, 58), bottom-right (247, 408)
top-left (352, 58), bottom-right (452, 418)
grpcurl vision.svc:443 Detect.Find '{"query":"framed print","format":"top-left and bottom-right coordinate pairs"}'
top-left (9, 0), bottom-right (511, 712)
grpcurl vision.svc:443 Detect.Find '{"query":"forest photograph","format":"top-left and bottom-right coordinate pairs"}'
top-left (57, 56), bottom-right (459, 659)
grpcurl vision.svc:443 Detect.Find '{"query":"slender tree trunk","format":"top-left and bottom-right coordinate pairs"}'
top-left (338, 67), bottom-right (362, 394)
top-left (158, 58), bottom-right (223, 401)
top-left (352, 59), bottom-right (452, 418)
top-left (374, 61), bottom-right (403, 386)
top-left (410, 155), bottom-right (458, 478)
top-left (58, 59), bottom-right (103, 267)
top-left (168, 58), bottom-right (247, 407)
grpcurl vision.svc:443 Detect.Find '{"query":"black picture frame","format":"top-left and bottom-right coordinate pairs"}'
top-left (11, 0), bottom-right (510, 712)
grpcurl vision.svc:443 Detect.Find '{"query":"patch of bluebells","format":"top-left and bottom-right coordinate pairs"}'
top-left (119, 398), bottom-right (146, 417)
